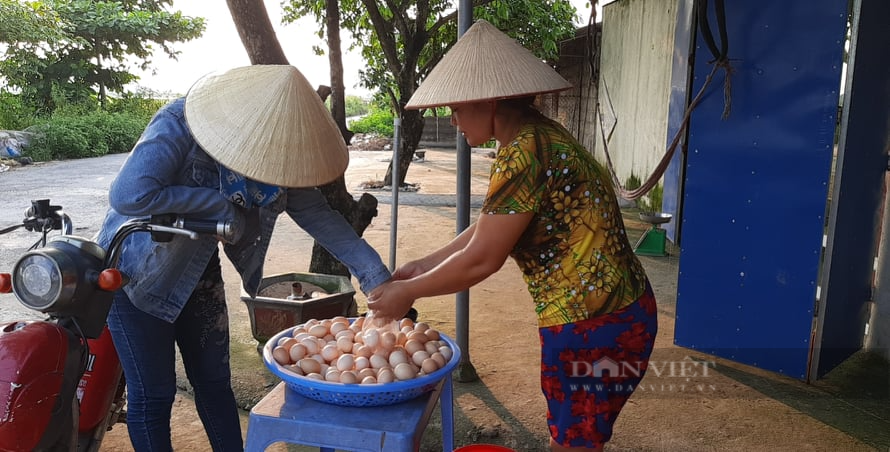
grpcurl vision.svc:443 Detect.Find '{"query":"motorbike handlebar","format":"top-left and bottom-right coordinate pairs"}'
top-left (171, 218), bottom-right (235, 241)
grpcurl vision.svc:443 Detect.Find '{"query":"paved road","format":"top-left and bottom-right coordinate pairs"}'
top-left (0, 154), bottom-right (128, 321)
top-left (0, 151), bottom-right (485, 321)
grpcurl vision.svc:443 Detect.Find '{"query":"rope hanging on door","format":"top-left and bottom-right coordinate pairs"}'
top-left (601, 0), bottom-right (734, 201)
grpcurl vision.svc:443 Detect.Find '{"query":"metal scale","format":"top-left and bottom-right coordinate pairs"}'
top-left (633, 212), bottom-right (673, 256)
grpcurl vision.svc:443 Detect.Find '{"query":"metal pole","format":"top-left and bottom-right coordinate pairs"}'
top-left (454, 0), bottom-right (478, 382)
top-left (390, 117), bottom-right (401, 271)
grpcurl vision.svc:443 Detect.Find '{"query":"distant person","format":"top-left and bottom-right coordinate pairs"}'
top-left (367, 20), bottom-right (658, 452)
top-left (97, 65), bottom-right (391, 451)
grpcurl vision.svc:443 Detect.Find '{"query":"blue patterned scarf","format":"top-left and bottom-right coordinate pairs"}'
top-left (219, 164), bottom-right (283, 208)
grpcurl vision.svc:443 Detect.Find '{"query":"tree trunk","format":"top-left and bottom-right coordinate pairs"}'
top-left (226, 0), bottom-right (379, 279)
top-left (384, 107), bottom-right (424, 187)
top-left (325, 0), bottom-right (353, 145)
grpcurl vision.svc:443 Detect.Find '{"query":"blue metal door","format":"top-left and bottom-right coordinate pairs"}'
top-left (812, 0), bottom-right (890, 379)
top-left (674, 0), bottom-right (849, 379)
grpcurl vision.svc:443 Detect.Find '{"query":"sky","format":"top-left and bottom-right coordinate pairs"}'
top-left (132, 1), bottom-right (596, 98)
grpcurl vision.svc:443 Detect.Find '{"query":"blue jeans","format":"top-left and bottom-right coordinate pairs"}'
top-left (107, 253), bottom-right (243, 451)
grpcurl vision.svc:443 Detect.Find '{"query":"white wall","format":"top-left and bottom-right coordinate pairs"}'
top-left (595, 0), bottom-right (678, 183)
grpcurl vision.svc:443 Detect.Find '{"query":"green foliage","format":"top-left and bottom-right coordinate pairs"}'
top-left (422, 106), bottom-right (451, 118)
top-left (348, 105), bottom-right (394, 137)
top-left (624, 173), bottom-right (663, 213)
top-left (24, 109), bottom-right (147, 162)
top-left (281, 0), bottom-right (578, 109)
top-left (0, 0), bottom-right (65, 43)
top-left (0, 91), bottom-right (37, 130)
top-left (344, 95), bottom-right (370, 118)
top-left (0, 0), bottom-right (204, 113)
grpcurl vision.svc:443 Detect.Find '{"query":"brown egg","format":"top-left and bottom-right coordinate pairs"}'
top-left (354, 356), bottom-right (371, 371)
top-left (399, 318), bottom-right (415, 330)
top-left (425, 329), bottom-right (441, 341)
top-left (369, 354), bottom-right (389, 370)
top-left (411, 350), bottom-right (430, 367)
top-left (421, 357), bottom-right (439, 374)
top-left (298, 358), bottom-right (321, 374)
top-left (336, 336), bottom-right (353, 354)
top-left (405, 339), bottom-right (425, 356)
top-left (324, 369), bottom-right (341, 382)
top-left (393, 362), bottom-right (416, 381)
top-left (288, 343), bottom-right (308, 362)
top-left (272, 346), bottom-right (291, 365)
top-left (377, 368), bottom-right (395, 383)
top-left (321, 344), bottom-right (340, 362)
top-left (361, 376), bottom-right (377, 385)
top-left (300, 338), bottom-right (319, 355)
top-left (431, 352), bottom-right (447, 368)
top-left (406, 330), bottom-right (429, 344)
top-left (308, 324), bottom-right (328, 338)
top-left (388, 349), bottom-right (409, 367)
top-left (330, 322), bottom-right (348, 335)
top-left (439, 346), bottom-right (454, 362)
top-left (339, 371), bottom-right (359, 384)
top-left (380, 331), bottom-right (397, 350)
top-left (424, 341), bottom-right (439, 355)
top-left (336, 354), bottom-right (355, 372)
top-left (355, 345), bottom-right (373, 358)
top-left (278, 337), bottom-right (298, 349)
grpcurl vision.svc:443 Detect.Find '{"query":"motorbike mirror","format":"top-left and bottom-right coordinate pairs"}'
top-left (97, 269), bottom-right (123, 291)
top-left (0, 273), bottom-right (10, 293)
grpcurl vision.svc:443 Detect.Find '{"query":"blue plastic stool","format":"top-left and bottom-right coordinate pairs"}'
top-left (244, 375), bottom-right (454, 452)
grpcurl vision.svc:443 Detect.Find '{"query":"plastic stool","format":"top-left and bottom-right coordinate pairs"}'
top-left (244, 375), bottom-right (453, 452)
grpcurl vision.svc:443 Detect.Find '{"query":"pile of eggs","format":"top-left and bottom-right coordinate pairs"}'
top-left (269, 316), bottom-right (454, 385)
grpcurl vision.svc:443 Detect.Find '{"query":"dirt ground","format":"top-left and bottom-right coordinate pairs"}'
top-left (98, 147), bottom-right (890, 451)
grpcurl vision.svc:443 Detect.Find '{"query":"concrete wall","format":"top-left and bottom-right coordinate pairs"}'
top-left (418, 116), bottom-right (457, 148)
top-left (593, 0), bottom-right (679, 183)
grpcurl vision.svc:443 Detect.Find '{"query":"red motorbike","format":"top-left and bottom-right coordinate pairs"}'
top-left (0, 199), bottom-right (234, 451)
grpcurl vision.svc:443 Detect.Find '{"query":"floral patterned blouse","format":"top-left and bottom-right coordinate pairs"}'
top-left (482, 116), bottom-right (648, 328)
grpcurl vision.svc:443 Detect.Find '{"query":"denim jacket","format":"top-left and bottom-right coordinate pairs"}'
top-left (97, 98), bottom-right (391, 323)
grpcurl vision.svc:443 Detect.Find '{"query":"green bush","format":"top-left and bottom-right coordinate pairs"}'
top-left (623, 173), bottom-right (662, 212)
top-left (25, 121), bottom-right (92, 161)
top-left (348, 107), bottom-right (394, 137)
top-left (344, 95), bottom-right (370, 118)
top-left (24, 110), bottom-right (148, 161)
top-left (0, 91), bottom-right (37, 130)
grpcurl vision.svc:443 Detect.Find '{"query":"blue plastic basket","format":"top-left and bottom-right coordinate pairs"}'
top-left (262, 322), bottom-right (461, 407)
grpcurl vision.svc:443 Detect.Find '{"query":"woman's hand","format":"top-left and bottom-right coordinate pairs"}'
top-left (366, 280), bottom-right (416, 322)
top-left (391, 260), bottom-right (427, 281)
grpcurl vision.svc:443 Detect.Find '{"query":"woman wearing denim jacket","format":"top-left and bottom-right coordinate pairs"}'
top-left (97, 65), bottom-right (391, 452)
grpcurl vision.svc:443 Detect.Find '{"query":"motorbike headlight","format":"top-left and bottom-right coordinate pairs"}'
top-left (12, 249), bottom-right (71, 311)
top-left (11, 237), bottom-right (104, 314)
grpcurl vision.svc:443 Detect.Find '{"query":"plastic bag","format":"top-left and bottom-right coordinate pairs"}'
top-left (360, 309), bottom-right (401, 354)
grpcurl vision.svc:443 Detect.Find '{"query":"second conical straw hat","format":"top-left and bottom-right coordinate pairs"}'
top-left (184, 65), bottom-right (348, 188)
top-left (406, 19), bottom-right (572, 109)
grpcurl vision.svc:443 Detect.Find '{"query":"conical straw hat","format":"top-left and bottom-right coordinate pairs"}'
top-left (184, 65), bottom-right (349, 187)
top-left (406, 19), bottom-right (572, 109)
